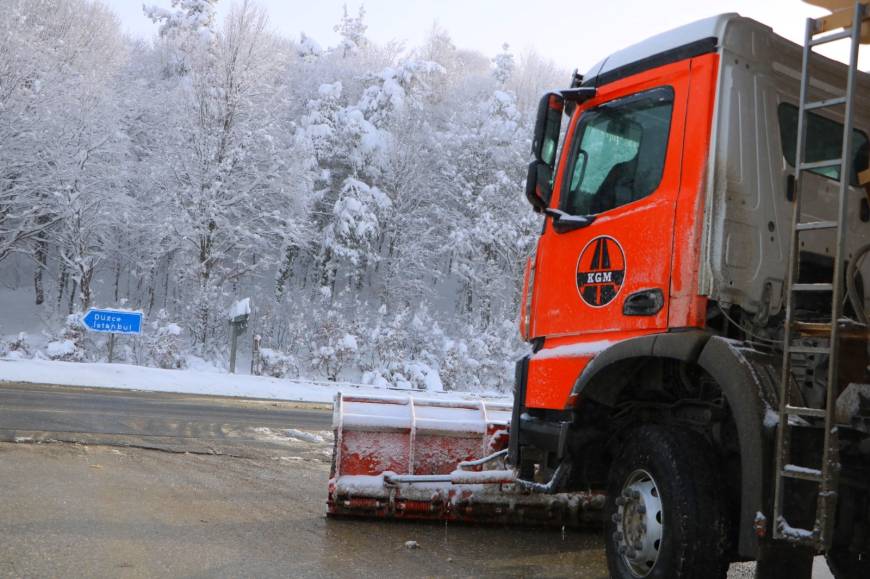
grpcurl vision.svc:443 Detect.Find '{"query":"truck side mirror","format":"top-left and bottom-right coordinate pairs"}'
top-left (532, 93), bottom-right (564, 166)
top-left (526, 93), bottom-right (564, 211)
top-left (525, 160), bottom-right (553, 213)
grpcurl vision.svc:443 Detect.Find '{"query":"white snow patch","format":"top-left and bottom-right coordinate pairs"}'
top-left (777, 517), bottom-right (816, 540)
top-left (163, 323), bottom-right (182, 336)
top-left (422, 368), bottom-right (444, 393)
top-left (784, 464), bottom-right (821, 476)
top-left (0, 358), bottom-right (510, 406)
top-left (339, 334), bottom-right (358, 351)
top-left (228, 297), bottom-right (251, 320)
top-left (286, 429), bottom-right (325, 443)
top-left (763, 407), bottom-right (779, 428)
top-left (531, 340), bottom-right (614, 360)
top-left (338, 395), bottom-right (512, 432)
top-left (46, 340), bottom-right (76, 358)
top-left (297, 33), bottom-right (323, 58)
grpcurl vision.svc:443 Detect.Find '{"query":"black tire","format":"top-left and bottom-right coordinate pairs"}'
top-left (827, 550), bottom-right (870, 579)
top-left (825, 478), bottom-right (870, 579)
top-left (604, 424), bottom-right (730, 579)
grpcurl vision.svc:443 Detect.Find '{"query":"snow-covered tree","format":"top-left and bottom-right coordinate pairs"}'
top-left (0, 0), bottom-right (565, 392)
top-left (142, 1), bottom-right (311, 350)
top-left (334, 4), bottom-right (368, 57)
top-left (493, 43), bottom-right (515, 86)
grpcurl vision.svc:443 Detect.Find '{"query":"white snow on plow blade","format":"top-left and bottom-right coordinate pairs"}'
top-left (332, 473), bottom-right (608, 510)
top-left (336, 394), bottom-right (512, 432)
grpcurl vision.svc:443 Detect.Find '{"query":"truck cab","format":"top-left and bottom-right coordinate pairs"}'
top-left (515, 12), bottom-right (870, 578)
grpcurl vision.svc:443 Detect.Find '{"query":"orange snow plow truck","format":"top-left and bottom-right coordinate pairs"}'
top-left (329, 3), bottom-right (870, 577)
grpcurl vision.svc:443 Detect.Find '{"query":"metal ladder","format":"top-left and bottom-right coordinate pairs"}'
top-left (773, 1), bottom-right (868, 549)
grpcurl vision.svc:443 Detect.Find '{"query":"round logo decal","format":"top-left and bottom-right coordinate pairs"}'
top-left (576, 236), bottom-right (626, 307)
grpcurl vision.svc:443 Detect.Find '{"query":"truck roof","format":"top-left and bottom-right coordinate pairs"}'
top-left (583, 13), bottom-right (746, 86)
top-left (581, 12), bottom-right (869, 90)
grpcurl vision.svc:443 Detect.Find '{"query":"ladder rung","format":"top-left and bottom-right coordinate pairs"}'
top-left (782, 465), bottom-right (823, 482)
top-left (796, 220), bottom-right (838, 231)
top-left (792, 283), bottom-right (833, 292)
top-left (787, 345), bottom-right (831, 355)
top-left (793, 321), bottom-right (870, 339)
top-left (804, 96), bottom-right (848, 111)
top-left (800, 159), bottom-right (843, 171)
top-left (784, 405), bottom-right (827, 418)
top-left (809, 29), bottom-right (852, 47)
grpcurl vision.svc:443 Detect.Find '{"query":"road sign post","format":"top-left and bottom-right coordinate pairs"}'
top-left (82, 308), bottom-right (143, 363)
top-left (228, 298), bottom-right (251, 374)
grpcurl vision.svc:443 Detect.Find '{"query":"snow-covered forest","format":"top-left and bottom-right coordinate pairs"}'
top-left (0, 0), bottom-right (563, 392)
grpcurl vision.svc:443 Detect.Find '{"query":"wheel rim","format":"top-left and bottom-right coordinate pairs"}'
top-left (614, 469), bottom-right (664, 577)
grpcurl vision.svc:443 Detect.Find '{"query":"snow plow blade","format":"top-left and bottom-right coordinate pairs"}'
top-left (327, 393), bottom-right (604, 527)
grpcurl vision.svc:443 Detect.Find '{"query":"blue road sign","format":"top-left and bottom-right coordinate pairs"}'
top-left (83, 309), bottom-right (143, 335)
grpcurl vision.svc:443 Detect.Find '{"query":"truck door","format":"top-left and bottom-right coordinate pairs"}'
top-left (532, 61), bottom-right (691, 340)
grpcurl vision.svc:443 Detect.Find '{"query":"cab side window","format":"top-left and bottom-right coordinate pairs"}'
top-left (778, 103), bottom-right (869, 185)
top-left (561, 87), bottom-right (675, 216)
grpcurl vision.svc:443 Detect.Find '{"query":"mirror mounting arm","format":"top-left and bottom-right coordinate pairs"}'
top-left (544, 208), bottom-right (595, 233)
top-left (560, 87), bottom-right (596, 104)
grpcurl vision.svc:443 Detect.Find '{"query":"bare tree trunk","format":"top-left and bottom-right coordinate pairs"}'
top-left (56, 264), bottom-right (68, 311)
top-left (145, 264), bottom-right (157, 315)
top-left (79, 266), bottom-right (93, 311)
top-left (275, 245), bottom-right (297, 300)
top-left (197, 231), bottom-right (213, 349)
top-left (198, 292), bottom-right (210, 347)
top-left (162, 260), bottom-right (171, 309)
top-left (113, 259), bottom-right (121, 302)
top-left (32, 229), bottom-right (48, 305)
top-left (68, 279), bottom-right (77, 314)
top-left (318, 248), bottom-right (336, 301)
top-left (147, 280), bottom-right (155, 315)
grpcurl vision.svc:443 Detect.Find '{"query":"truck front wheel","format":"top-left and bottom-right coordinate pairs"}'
top-left (604, 424), bottom-right (729, 578)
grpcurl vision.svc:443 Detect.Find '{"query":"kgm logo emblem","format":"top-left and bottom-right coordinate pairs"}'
top-left (576, 236), bottom-right (626, 307)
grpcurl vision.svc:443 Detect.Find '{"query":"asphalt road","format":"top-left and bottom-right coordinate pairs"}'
top-left (0, 382), bottom-right (331, 453)
top-left (0, 382), bottom-right (833, 578)
top-left (0, 383), bottom-right (611, 578)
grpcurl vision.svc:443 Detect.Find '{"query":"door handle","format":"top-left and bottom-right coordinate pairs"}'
top-left (623, 289), bottom-right (664, 316)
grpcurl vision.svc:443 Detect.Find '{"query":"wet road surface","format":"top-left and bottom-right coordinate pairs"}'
top-left (0, 383), bottom-right (834, 577)
top-left (0, 441), bottom-right (610, 578)
top-left (0, 382), bottom-right (331, 453)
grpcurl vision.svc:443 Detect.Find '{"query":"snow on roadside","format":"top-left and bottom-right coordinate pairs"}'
top-left (286, 428), bottom-right (325, 443)
top-left (0, 357), bottom-right (510, 405)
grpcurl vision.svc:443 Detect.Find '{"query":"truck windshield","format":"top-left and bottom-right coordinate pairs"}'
top-left (560, 86), bottom-right (674, 216)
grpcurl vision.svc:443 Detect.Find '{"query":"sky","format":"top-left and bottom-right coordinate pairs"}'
top-left (104, 0), bottom-right (866, 72)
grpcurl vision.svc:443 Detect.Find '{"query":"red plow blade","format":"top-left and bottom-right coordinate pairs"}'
top-left (327, 393), bottom-right (604, 527)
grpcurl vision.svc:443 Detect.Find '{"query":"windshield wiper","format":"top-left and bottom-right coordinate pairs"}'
top-left (544, 208), bottom-right (595, 233)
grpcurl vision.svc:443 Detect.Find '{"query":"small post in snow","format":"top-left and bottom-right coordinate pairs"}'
top-left (251, 334), bottom-right (262, 376)
top-left (228, 298), bottom-right (251, 374)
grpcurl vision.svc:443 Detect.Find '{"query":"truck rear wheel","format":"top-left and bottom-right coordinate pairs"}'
top-left (827, 550), bottom-right (870, 579)
top-left (604, 424), bottom-right (729, 578)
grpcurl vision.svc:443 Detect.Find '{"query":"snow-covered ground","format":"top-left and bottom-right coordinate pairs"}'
top-left (0, 357), bottom-right (509, 405)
